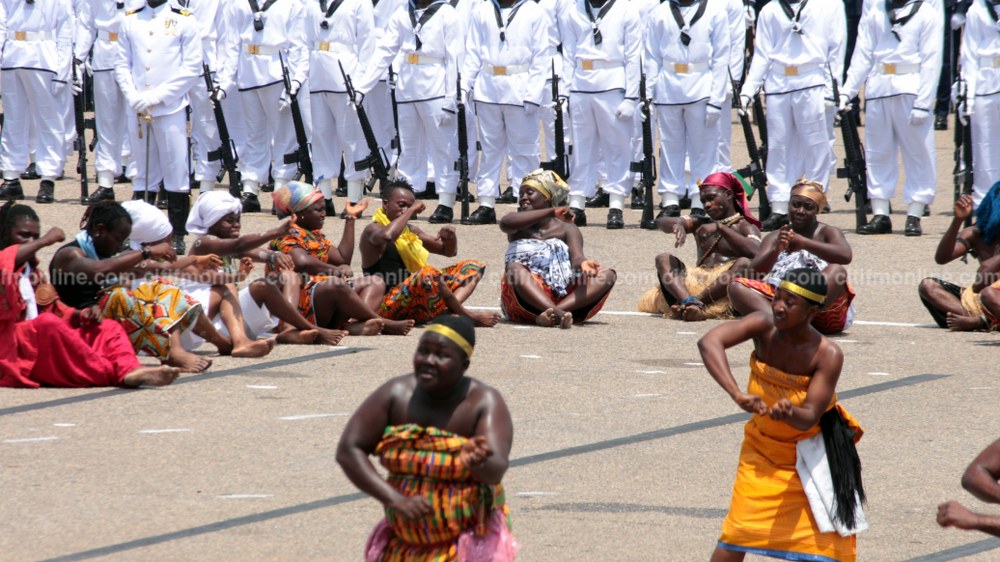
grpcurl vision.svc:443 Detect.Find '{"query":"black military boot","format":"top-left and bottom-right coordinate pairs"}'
top-left (166, 191), bottom-right (191, 255)
top-left (0, 178), bottom-right (25, 200)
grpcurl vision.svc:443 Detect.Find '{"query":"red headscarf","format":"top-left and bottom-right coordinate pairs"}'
top-left (699, 172), bottom-right (761, 228)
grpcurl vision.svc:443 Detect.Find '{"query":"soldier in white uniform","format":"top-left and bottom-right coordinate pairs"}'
top-left (461, 0), bottom-right (549, 225)
top-left (355, 0), bottom-right (463, 224)
top-left (306, 0), bottom-right (376, 213)
top-left (75, 0), bottom-right (134, 204)
top-left (0, 0), bottom-right (74, 204)
top-left (841, 0), bottom-right (942, 236)
top-left (367, 0), bottom-right (407, 174)
top-left (960, 0), bottom-right (1000, 208)
top-left (216, 0), bottom-right (309, 213)
top-left (716, 0), bottom-right (747, 174)
top-left (114, 0), bottom-right (202, 252)
top-left (738, 0), bottom-right (845, 231)
top-left (535, 0), bottom-right (570, 205)
top-left (559, 0), bottom-right (641, 229)
top-left (646, 0), bottom-right (730, 219)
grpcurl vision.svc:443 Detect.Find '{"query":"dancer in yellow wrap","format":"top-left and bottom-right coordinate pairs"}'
top-left (360, 180), bottom-right (500, 326)
top-left (700, 268), bottom-right (866, 562)
top-left (337, 316), bottom-right (518, 561)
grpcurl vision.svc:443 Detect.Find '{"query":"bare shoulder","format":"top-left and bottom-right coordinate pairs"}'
top-left (816, 335), bottom-right (844, 367)
top-left (816, 222), bottom-right (847, 242)
top-left (466, 378), bottom-right (509, 408)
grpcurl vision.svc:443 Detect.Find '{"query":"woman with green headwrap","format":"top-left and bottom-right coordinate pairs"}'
top-left (499, 169), bottom-right (617, 328)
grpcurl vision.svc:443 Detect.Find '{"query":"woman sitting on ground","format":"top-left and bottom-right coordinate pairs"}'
top-left (498, 169), bottom-right (617, 328)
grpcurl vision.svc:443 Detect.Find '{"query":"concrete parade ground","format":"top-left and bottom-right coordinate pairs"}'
top-left (1, 114), bottom-right (999, 561)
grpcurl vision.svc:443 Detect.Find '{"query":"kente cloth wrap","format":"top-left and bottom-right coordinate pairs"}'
top-left (718, 354), bottom-right (863, 562)
top-left (269, 225), bottom-right (335, 325)
top-left (364, 424), bottom-right (517, 562)
top-left (378, 262), bottom-right (486, 323)
top-left (373, 207), bottom-right (430, 273)
top-left (637, 260), bottom-right (737, 319)
top-left (733, 277), bottom-right (856, 335)
top-left (100, 278), bottom-right (201, 359)
top-left (503, 238), bottom-right (574, 298)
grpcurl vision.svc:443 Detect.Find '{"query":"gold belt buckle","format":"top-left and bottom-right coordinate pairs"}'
top-left (582, 59), bottom-right (594, 71)
top-left (14, 31), bottom-right (26, 41)
top-left (784, 65), bottom-right (799, 77)
top-left (247, 44), bottom-right (260, 55)
top-left (674, 63), bottom-right (689, 74)
top-left (319, 41), bottom-right (330, 52)
top-left (108, 32), bottom-right (118, 42)
top-left (407, 53), bottom-right (420, 64)
top-left (883, 63), bottom-right (896, 75)
top-left (493, 65), bottom-right (507, 76)
top-left (994, 57), bottom-right (1000, 68)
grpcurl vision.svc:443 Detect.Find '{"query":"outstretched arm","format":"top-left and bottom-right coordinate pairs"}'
top-left (192, 220), bottom-right (293, 258)
top-left (697, 312), bottom-right (772, 415)
top-left (962, 438), bottom-right (1000, 504)
top-left (467, 386), bottom-right (514, 485)
top-left (15, 227), bottom-right (66, 269)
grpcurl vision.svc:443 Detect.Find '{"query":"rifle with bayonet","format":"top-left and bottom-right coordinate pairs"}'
top-left (750, 93), bottom-right (771, 220)
top-left (388, 67), bottom-right (401, 162)
top-left (954, 72), bottom-right (974, 228)
top-left (455, 73), bottom-right (471, 223)
top-left (340, 61), bottom-right (390, 195)
top-left (540, 61), bottom-right (570, 180)
top-left (279, 52), bottom-right (314, 184)
top-left (632, 65), bottom-right (656, 230)
top-left (73, 62), bottom-right (90, 201)
top-left (831, 67), bottom-right (868, 231)
top-left (204, 63), bottom-right (241, 198)
top-left (730, 70), bottom-right (766, 207)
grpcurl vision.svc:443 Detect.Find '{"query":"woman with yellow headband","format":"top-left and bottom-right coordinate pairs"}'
top-left (701, 268), bottom-right (866, 562)
top-left (337, 316), bottom-right (518, 561)
top-left (729, 180), bottom-right (857, 335)
top-left (499, 169), bottom-right (617, 328)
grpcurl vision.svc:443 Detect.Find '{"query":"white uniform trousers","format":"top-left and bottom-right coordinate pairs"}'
top-left (763, 87), bottom-right (830, 204)
top-left (367, 80), bottom-right (396, 164)
top-left (864, 94), bottom-right (936, 206)
top-left (221, 91), bottom-right (249, 176)
top-left (971, 92), bottom-right (1000, 208)
top-left (240, 82), bottom-right (299, 187)
top-left (312, 91), bottom-right (366, 183)
top-left (396, 98), bottom-right (458, 195)
top-left (298, 79), bottom-right (314, 142)
top-left (0, 69), bottom-right (67, 177)
top-left (656, 100), bottom-right (719, 199)
top-left (715, 92), bottom-right (733, 171)
top-left (474, 102), bottom-right (540, 198)
top-left (92, 71), bottom-right (130, 179)
top-left (59, 87), bottom-right (74, 155)
top-left (540, 84), bottom-right (572, 171)
top-left (569, 90), bottom-right (632, 199)
top-left (127, 107), bottom-right (190, 193)
top-left (825, 103), bottom-right (837, 189)
top-left (189, 75), bottom-right (223, 183)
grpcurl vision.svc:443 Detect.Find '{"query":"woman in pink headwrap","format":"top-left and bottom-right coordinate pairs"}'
top-left (639, 172), bottom-right (762, 322)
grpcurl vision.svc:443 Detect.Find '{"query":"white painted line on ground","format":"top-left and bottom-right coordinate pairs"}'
top-left (512, 326), bottom-right (531, 329)
top-left (520, 354), bottom-right (541, 359)
top-left (217, 494), bottom-right (273, 500)
top-left (53, 423), bottom-right (76, 427)
top-left (3, 436), bottom-right (60, 444)
top-left (138, 429), bottom-right (192, 434)
top-left (971, 387), bottom-right (994, 390)
top-left (684, 362), bottom-right (704, 367)
top-left (837, 339), bottom-right (859, 343)
top-left (676, 331), bottom-right (697, 335)
top-left (636, 370), bottom-right (665, 374)
top-left (867, 372), bottom-right (890, 377)
top-left (516, 491), bottom-right (559, 497)
top-left (852, 320), bottom-right (927, 328)
top-left (635, 393), bottom-right (663, 398)
top-left (278, 413), bottom-right (348, 421)
top-left (246, 385), bottom-right (278, 390)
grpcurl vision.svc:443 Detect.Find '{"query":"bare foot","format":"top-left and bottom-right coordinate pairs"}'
top-left (382, 318), bottom-right (415, 335)
top-left (215, 338), bottom-right (234, 356)
top-left (165, 348), bottom-right (213, 373)
top-left (347, 318), bottom-right (384, 336)
top-left (556, 308), bottom-right (573, 329)
top-left (122, 365), bottom-right (181, 387)
top-left (316, 327), bottom-right (347, 346)
top-left (946, 312), bottom-right (984, 332)
top-left (669, 303), bottom-right (685, 320)
top-left (535, 308), bottom-right (557, 327)
top-left (470, 310), bottom-right (501, 328)
top-left (682, 305), bottom-right (707, 322)
top-left (232, 337), bottom-right (275, 358)
top-left (276, 329), bottom-right (319, 344)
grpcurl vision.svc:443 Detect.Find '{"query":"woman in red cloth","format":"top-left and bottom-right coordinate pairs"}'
top-left (0, 202), bottom-right (178, 388)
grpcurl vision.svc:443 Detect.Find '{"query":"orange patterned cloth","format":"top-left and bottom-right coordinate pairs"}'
top-left (99, 278), bottom-right (201, 359)
top-left (500, 268), bottom-right (613, 325)
top-left (377, 262), bottom-right (485, 324)
top-left (269, 225), bottom-right (334, 325)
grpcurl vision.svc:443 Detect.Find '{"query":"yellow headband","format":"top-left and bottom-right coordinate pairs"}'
top-left (521, 178), bottom-right (551, 200)
top-left (778, 280), bottom-right (826, 305)
top-left (792, 180), bottom-right (828, 210)
top-left (425, 324), bottom-right (474, 357)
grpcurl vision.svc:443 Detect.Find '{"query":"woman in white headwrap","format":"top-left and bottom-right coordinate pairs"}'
top-left (182, 191), bottom-right (349, 348)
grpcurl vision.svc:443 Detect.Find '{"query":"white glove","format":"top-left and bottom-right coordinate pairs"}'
top-left (287, 79), bottom-right (301, 98)
top-left (704, 105), bottom-right (721, 128)
top-left (908, 107), bottom-right (929, 126)
top-left (961, 97), bottom-right (974, 117)
top-left (523, 101), bottom-right (538, 115)
top-left (738, 94), bottom-right (752, 115)
top-left (278, 90), bottom-right (291, 112)
top-left (951, 13), bottom-right (966, 31)
top-left (614, 99), bottom-right (635, 121)
top-left (744, 5), bottom-right (756, 27)
top-left (838, 94), bottom-right (851, 112)
top-left (211, 86), bottom-right (226, 103)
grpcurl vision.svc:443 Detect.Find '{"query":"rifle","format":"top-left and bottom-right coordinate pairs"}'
top-left (340, 61), bottom-right (390, 195)
top-left (954, 73), bottom-right (974, 228)
top-left (73, 63), bottom-right (89, 201)
top-left (279, 52), bottom-right (314, 184)
top-left (730, 70), bottom-right (766, 205)
top-left (750, 93), bottom-right (771, 220)
top-left (203, 63), bottom-right (241, 198)
top-left (455, 73), bottom-right (471, 223)
top-left (388, 67), bottom-right (401, 159)
top-left (831, 66), bottom-right (869, 231)
top-left (631, 65), bottom-right (656, 230)
top-left (540, 61), bottom-right (570, 180)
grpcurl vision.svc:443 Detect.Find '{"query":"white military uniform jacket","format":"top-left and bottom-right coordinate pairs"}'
top-left (843, 0), bottom-right (942, 112)
top-left (75, 0), bottom-right (135, 72)
top-left (219, 0), bottom-right (308, 93)
top-left (558, 0), bottom-right (640, 99)
top-left (961, 0), bottom-right (1000, 98)
top-left (0, 0), bottom-right (74, 80)
top-left (304, 0), bottom-right (375, 93)
top-left (462, 0), bottom-right (549, 107)
top-left (114, 3), bottom-right (202, 117)
top-left (645, 0), bottom-right (730, 107)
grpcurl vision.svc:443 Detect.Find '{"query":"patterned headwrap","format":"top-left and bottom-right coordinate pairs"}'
top-left (792, 179), bottom-right (828, 211)
top-left (699, 171), bottom-right (761, 227)
top-left (272, 181), bottom-right (325, 216)
top-left (520, 169), bottom-right (569, 206)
